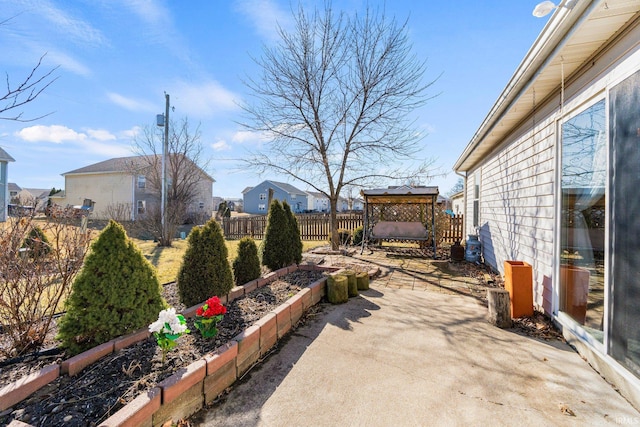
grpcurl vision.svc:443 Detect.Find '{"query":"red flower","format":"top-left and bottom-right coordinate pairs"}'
top-left (196, 296), bottom-right (227, 318)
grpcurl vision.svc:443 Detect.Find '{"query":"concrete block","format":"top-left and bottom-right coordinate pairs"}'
top-left (203, 359), bottom-right (236, 404)
top-left (158, 359), bottom-right (206, 405)
top-left (288, 294), bottom-right (304, 325)
top-left (255, 312), bottom-right (277, 356)
top-left (243, 280), bottom-right (258, 293)
top-left (62, 341), bottom-right (114, 376)
top-left (272, 303), bottom-right (292, 339)
top-left (152, 380), bottom-right (203, 427)
top-left (233, 324), bottom-right (260, 376)
top-left (298, 288), bottom-right (312, 311)
top-left (114, 327), bottom-right (150, 351)
top-left (204, 341), bottom-right (238, 375)
top-left (99, 387), bottom-right (160, 427)
top-left (274, 267), bottom-right (289, 277)
top-left (308, 278), bottom-right (327, 305)
top-left (0, 364), bottom-right (60, 411)
top-left (227, 286), bottom-right (244, 302)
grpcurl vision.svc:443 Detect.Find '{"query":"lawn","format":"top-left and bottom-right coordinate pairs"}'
top-left (133, 238), bottom-right (328, 284)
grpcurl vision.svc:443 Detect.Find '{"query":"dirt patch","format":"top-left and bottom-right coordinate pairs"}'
top-left (0, 270), bottom-right (325, 426)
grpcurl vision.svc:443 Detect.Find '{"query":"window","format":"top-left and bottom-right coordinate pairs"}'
top-left (259, 193), bottom-right (266, 200)
top-left (258, 203), bottom-right (266, 211)
top-left (559, 99), bottom-right (606, 342)
top-left (137, 175), bottom-right (146, 189)
top-left (199, 201), bottom-right (205, 209)
top-left (137, 200), bottom-right (146, 214)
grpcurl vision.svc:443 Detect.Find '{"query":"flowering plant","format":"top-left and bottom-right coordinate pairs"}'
top-left (194, 296), bottom-right (227, 338)
top-left (149, 307), bottom-right (190, 364)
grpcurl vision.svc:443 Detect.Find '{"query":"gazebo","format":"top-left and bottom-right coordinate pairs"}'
top-left (360, 186), bottom-right (439, 257)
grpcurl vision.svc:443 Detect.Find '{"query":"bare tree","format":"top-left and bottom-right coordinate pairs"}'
top-left (132, 117), bottom-right (212, 246)
top-left (2, 16), bottom-right (58, 121)
top-left (241, 3), bottom-right (438, 249)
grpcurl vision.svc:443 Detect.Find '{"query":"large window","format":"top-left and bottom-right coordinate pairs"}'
top-left (559, 99), bottom-right (606, 342)
top-left (609, 70), bottom-right (640, 377)
top-left (137, 175), bottom-right (146, 189)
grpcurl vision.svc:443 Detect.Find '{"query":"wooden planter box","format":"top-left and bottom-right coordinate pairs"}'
top-left (504, 261), bottom-right (533, 318)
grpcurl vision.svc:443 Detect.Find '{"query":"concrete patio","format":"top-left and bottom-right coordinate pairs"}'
top-left (189, 249), bottom-right (640, 426)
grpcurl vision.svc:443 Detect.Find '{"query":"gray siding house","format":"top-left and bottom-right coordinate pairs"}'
top-left (0, 148), bottom-right (15, 222)
top-left (454, 0), bottom-right (640, 409)
top-left (242, 180), bottom-right (308, 214)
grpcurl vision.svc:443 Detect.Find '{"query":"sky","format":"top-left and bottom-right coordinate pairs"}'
top-left (0, 0), bottom-right (552, 199)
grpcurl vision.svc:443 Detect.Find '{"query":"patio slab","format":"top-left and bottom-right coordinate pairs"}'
top-left (190, 251), bottom-right (640, 426)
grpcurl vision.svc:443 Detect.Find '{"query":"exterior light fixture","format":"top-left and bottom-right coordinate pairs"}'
top-left (533, 0), bottom-right (577, 17)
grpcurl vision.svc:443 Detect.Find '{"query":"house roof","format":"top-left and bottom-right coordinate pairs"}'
top-left (63, 155), bottom-right (215, 182)
top-left (241, 186), bottom-right (254, 194)
top-left (22, 188), bottom-right (51, 199)
top-left (254, 180), bottom-right (307, 196)
top-left (8, 183), bottom-right (21, 192)
top-left (454, 0), bottom-right (640, 172)
top-left (0, 147), bottom-right (15, 162)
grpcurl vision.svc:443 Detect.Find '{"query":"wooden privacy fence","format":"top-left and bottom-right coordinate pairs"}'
top-left (222, 213), bottom-right (464, 244)
top-left (222, 213), bottom-right (363, 241)
top-left (441, 214), bottom-right (464, 244)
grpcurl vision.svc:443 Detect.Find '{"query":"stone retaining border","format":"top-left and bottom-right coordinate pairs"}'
top-left (1, 263), bottom-right (379, 426)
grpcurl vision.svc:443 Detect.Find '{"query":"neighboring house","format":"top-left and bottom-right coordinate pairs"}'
top-left (449, 191), bottom-right (464, 215)
top-left (8, 182), bottom-right (21, 200)
top-left (453, 1), bottom-right (640, 408)
top-left (0, 148), bottom-right (15, 222)
top-left (243, 180), bottom-right (308, 214)
top-left (307, 191), bottom-right (364, 213)
top-left (16, 188), bottom-right (51, 212)
top-left (54, 155), bottom-right (214, 221)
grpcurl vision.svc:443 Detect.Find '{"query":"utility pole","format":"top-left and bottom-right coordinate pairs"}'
top-left (158, 93), bottom-right (170, 245)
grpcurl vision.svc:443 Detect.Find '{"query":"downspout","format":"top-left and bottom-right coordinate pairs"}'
top-left (455, 170), bottom-right (467, 240)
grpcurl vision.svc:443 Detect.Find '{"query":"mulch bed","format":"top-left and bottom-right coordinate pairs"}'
top-left (0, 270), bottom-right (325, 426)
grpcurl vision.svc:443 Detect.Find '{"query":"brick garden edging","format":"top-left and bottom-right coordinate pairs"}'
top-left (1, 263), bottom-right (377, 426)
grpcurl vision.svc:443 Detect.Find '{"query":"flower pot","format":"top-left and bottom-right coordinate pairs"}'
top-left (504, 261), bottom-right (533, 318)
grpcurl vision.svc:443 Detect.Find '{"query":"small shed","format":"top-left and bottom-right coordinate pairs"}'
top-left (0, 147), bottom-right (16, 222)
top-left (360, 186), bottom-right (439, 256)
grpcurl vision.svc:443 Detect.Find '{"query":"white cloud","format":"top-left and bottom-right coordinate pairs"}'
top-left (123, 0), bottom-right (171, 26)
top-left (107, 93), bottom-right (157, 113)
top-left (212, 140), bottom-right (231, 151)
top-left (14, 124), bottom-right (133, 157)
top-left (231, 129), bottom-right (271, 145)
top-left (171, 81), bottom-right (241, 118)
top-left (119, 126), bottom-right (142, 139)
top-left (234, 0), bottom-right (291, 41)
top-left (86, 129), bottom-right (117, 141)
top-left (16, 125), bottom-right (86, 143)
top-left (27, 0), bottom-right (109, 47)
top-left (46, 50), bottom-right (91, 76)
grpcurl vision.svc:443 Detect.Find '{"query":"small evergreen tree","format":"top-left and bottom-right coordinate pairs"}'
top-left (57, 220), bottom-right (166, 355)
top-left (282, 201), bottom-right (302, 264)
top-left (261, 199), bottom-right (291, 270)
top-left (22, 225), bottom-right (51, 258)
top-left (177, 218), bottom-right (233, 307)
top-left (232, 237), bottom-right (261, 286)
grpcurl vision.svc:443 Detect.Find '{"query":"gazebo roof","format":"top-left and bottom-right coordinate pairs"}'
top-left (360, 186), bottom-right (439, 204)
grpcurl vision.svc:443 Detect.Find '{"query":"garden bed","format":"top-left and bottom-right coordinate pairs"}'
top-left (0, 268), bottom-right (329, 426)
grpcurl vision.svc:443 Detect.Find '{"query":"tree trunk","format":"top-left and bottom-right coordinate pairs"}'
top-left (327, 274), bottom-right (348, 304)
top-left (356, 272), bottom-right (369, 290)
top-left (487, 289), bottom-right (512, 328)
top-left (343, 269), bottom-right (358, 297)
top-left (329, 197), bottom-right (339, 251)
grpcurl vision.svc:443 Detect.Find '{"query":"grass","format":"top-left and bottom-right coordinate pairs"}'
top-left (133, 238), bottom-right (328, 284)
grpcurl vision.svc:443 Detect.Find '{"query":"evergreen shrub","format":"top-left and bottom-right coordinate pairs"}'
top-left (282, 201), bottom-right (302, 264)
top-left (177, 218), bottom-right (233, 307)
top-left (352, 226), bottom-right (364, 246)
top-left (57, 220), bottom-right (166, 355)
top-left (232, 237), bottom-right (262, 286)
top-left (22, 225), bottom-right (51, 258)
top-left (261, 200), bottom-right (291, 270)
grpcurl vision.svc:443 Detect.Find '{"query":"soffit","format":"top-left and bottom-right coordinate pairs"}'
top-left (454, 0), bottom-right (640, 172)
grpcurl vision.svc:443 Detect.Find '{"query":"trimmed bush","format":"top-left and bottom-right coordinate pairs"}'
top-left (57, 220), bottom-right (166, 355)
top-left (352, 226), bottom-right (364, 246)
top-left (177, 219), bottom-right (233, 307)
top-left (22, 225), bottom-right (51, 258)
top-left (282, 201), bottom-right (302, 264)
top-left (261, 200), bottom-right (291, 270)
top-left (232, 237), bottom-right (261, 286)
